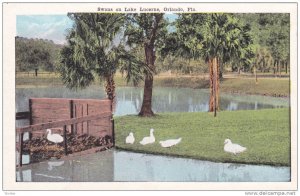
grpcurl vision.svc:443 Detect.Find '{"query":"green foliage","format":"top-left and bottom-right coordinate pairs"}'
top-left (166, 13), bottom-right (255, 76)
top-left (236, 13), bottom-right (290, 73)
top-left (119, 45), bottom-right (149, 86)
top-left (125, 13), bottom-right (168, 49)
top-left (115, 108), bottom-right (290, 166)
top-left (156, 56), bottom-right (207, 74)
top-left (58, 13), bottom-right (126, 90)
top-left (15, 36), bottom-right (61, 72)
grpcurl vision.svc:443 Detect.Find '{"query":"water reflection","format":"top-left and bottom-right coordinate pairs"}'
top-left (16, 150), bottom-right (114, 182)
top-left (16, 150), bottom-right (290, 182)
top-left (15, 86), bottom-right (289, 117)
top-left (115, 87), bottom-right (289, 116)
top-left (47, 160), bottom-right (65, 171)
top-left (114, 151), bottom-right (290, 182)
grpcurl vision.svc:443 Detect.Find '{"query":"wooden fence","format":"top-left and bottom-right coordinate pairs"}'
top-left (16, 98), bottom-right (114, 167)
top-left (28, 98), bottom-right (112, 138)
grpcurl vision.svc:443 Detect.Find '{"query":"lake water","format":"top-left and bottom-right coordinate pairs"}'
top-left (15, 86), bottom-right (290, 182)
top-left (16, 86), bottom-right (289, 117)
top-left (16, 149), bottom-right (290, 182)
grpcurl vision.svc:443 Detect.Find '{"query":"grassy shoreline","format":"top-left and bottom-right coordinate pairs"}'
top-left (115, 108), bottom-right (290, 166)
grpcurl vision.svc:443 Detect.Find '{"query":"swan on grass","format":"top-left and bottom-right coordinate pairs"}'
top-left (139, 128), bottom-right (155, 145)
top-left (46, 129), bottom-right (63, 144)
top-left (224, 139), bottom-right (247, 155)
top-left (159, 138), bottom-right (182, 148)
top-left (126, 132), bottom-right (135, 144)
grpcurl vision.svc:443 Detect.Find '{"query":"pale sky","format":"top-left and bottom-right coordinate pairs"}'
top-left (16, 14), bottom-right (178, 45)
top-left (17, 15), bottom-right (74, 44)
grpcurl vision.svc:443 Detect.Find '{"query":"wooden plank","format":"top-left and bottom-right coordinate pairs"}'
top-left (16, 112), bottom-right (112, 133)
top-left (29, 99), bottom-right (33, 125)
top-left (63, 125), bottom-right (68, 155)
top-left (19, 133), bottom-right (24, 167)
top-left (112, 117), bottom-right (115, 146)
top-left (16, 111), bottom-right (30, 120)
top-left (31, 105), bottom-right (69, 110)
top-left (70, 100), bottom-right (74, 134)
top-left (32, 113), bottom-right (70, 119)
top-left (30, 98), bottom-right (71, 104)
top-left (32, 111), bottom-right (69, 115)
top-left (88, 123), bottom-right (111, 128)
top-left (73, 99), bottom-right (111, 104)
top-left (86, 104), bottom-right (89, 135)
top-left (62, 144), bottom-right (113, 158)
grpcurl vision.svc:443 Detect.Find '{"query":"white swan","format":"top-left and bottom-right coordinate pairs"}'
top-left (139, 128), bottom-right (155, 145)
top-left (46, 129), bottom-right (63, 144)
top-left (159, 138), bottom-right (182, 148)
top-left (48, 160), bottom-right (65, 171)
top-left (224, 139), bottom-right (247, 155)
top-left (126, 132), bottom-right (135, 144)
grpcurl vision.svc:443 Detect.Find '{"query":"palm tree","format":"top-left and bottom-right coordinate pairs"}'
top-left (59, 13), bottom-right (126, 103)
top-left (176, 13), bottom-right (254, 116)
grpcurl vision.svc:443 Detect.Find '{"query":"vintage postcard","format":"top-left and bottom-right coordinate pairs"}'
top-left (2, 1), bottom-right (298, 193)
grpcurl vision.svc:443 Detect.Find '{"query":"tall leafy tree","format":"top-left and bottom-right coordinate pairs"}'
top-left (59, 13), bottom-right (126, 102)
top-left (176, 13), bottom-right (254, 116)
top-left (124, 13), bottom-right (167, 116)
top-left (15, 37), bottom-right (60, 72)
top-left (262, 14), bottom-right (290, 76)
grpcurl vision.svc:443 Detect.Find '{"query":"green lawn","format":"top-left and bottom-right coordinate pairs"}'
top-left (115, 108), bottom-right (290, 166)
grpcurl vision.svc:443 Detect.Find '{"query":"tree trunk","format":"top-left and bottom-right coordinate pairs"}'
top-left (209, 57), bottom-right (219, 117)
top-left (273, 60), bottom-right (277, 75)
top-left (139, 74), bottom-right (154, 116)
top-left (285, 61), bottom-right (288, 74)
top-left (138, 14), bottom-right (162, 117)
top-left (279, 60), bottom-right (282, 78)
top-left (139, 44), bottom-right (155, 117)
top-left (254, 66), bottom-right (258, 84)
top-left (105, 75), bottom-right (116, 112)
top-left (209, 58), bottom-right (214, 112)
top-left (276, 60), bottom-right (279, 77)
top-left (105, 75), bottom-right (115, 101)
top-left (213, 57), bottom-right (218, 117)
top-left (216, 57), bottom-right (220, 111)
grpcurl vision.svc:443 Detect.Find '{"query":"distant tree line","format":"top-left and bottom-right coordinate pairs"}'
top-left (15, 36), bottom-right (62, 72)
top-left (156, 13), bottom-right (290, 76)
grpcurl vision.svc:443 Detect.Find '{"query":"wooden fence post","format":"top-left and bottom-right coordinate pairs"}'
top-left (69, 100), bottom-right (74, 135)
top-left (18, 132), bottom-right (24, 167)
top-left (29, 99), bottom-right (33, 140)
top-left (63, 125), bottom-right (68, 155)
top-left (110, 99), bottom-right (115, 146)
top-left (111, 117), bottom-right (115, 147)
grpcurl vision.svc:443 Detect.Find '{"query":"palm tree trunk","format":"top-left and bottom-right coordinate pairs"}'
top-left (209, 57), bottom-right (219, 116)
top-left (213, 57), bottom-right (218, 117)
top-left (216, 57), bottom-right (220, 112)
top-left (209, 58), bottom-right (214, 112)
top-left (105, 75), bottom-right (116, 112)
